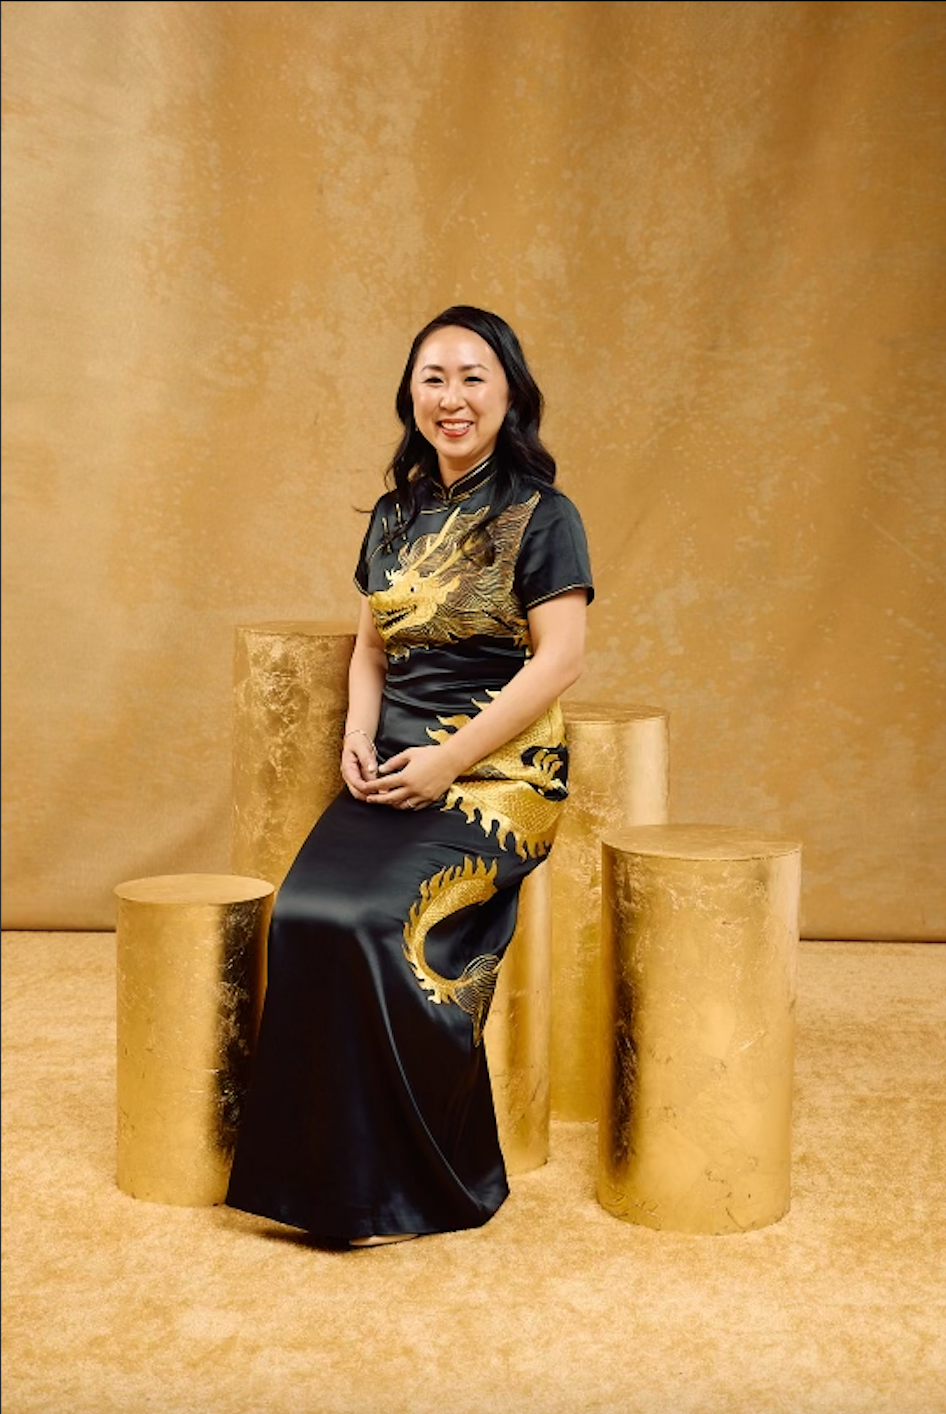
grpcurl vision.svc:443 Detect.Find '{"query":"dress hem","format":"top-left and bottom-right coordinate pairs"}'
top-left (224, 1183), bottom-right (510, 1243)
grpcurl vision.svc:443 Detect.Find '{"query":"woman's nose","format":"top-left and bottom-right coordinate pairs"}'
top-left (439, 382), bottom-right (466, 408)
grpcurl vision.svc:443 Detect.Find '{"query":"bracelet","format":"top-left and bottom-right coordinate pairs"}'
top-left (344, 728), bottom-right (375, 750)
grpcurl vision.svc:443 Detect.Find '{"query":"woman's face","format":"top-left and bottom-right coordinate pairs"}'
top-left (410, 326), bottom-right (511, 483)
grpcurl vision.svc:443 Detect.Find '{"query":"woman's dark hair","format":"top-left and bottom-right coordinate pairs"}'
top-left (379, 306), bottom-right (557, 553)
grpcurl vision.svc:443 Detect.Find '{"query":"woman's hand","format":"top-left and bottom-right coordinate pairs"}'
top-left (362, 744), bottom-right (458, 811)
top-left (341, 732), bottom-right (379, 800)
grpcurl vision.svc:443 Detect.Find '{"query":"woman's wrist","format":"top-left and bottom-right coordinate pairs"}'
top-left (435, 735), bottom-right (472, 777)
top-left (344, 727), bottom-right (375, 748)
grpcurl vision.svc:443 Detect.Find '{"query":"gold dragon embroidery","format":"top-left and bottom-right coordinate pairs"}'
top-left (369, 496), bottom-right (540, 660)
top-left (402, 857), bottom-right (502, 1046)
top-left (428, 697), bottom-right (568, 860)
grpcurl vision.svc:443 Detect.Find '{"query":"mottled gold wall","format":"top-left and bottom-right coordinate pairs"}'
top-left (2, 0), bottom-right (944, 936)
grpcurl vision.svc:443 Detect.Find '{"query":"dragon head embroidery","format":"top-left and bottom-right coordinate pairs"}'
top-left (369, 498), bottom-right (539, 659)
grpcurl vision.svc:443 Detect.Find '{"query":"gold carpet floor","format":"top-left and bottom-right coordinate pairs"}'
top-left (2, 934), bottom-right (944, 1414)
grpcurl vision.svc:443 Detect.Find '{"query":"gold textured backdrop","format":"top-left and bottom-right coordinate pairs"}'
top-left (2, 0), bottom-right (944, 937)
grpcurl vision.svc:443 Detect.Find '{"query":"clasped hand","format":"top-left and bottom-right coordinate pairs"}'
top-left (342, 741), bottom-right (457, 811)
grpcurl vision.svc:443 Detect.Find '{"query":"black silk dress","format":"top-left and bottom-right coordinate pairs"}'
top-left (226, 459), bottom-right (593, 1240)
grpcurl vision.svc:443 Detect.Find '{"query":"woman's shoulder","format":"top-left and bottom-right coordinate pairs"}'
top-left (520, 479), bottom-right (587, 522)
top-left (367, 485), bottom-right (401, 516)
top-left (360, 486), bottom-right (406, 534)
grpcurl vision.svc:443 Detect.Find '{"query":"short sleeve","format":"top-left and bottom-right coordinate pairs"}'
top-left (353, 499), bottom-right (388, 594)
top-left (514, 491), bottom-right (595, 609)
top-left (353, 520), bottom-right (373, 594)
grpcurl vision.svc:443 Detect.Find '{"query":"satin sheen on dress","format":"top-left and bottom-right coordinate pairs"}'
top-left (226, 459), bottom-right (593, 1239)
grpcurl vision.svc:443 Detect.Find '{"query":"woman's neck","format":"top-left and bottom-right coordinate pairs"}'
top-left (437, 454), bottom-right (493, 489)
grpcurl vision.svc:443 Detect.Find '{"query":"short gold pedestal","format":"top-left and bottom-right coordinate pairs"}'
top-left (551, 702), bottom-right (670, 1120)
top-left (115, 873), bottom-right (274, 1206)
top-left (598, 825), bottom-right (801, 1234)
top-left (232, 621), bottom-right (357, 889)
top-left (230, 620), bottom-right (553, 1173)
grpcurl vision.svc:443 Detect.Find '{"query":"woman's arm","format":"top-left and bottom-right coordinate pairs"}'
top-left (341, 595), bottom-right (387, 798)
top-left (366, 587), bottom-right (588, 808)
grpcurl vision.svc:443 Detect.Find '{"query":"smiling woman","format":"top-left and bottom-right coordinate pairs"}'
top-left (225, 307), bottom-right (594, 1248)
top-left (411, 328), bottom-right (511, 479)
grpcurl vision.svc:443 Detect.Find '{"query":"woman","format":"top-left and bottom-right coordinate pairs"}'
top-left (226, 306), bottom-right (593, 1246)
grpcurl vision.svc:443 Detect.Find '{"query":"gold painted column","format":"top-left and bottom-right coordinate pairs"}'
top-left (598, 825), bottom-right (801, 1234)
top-left (483, 860), bottom-right (552, 1174)
top-left (232, 621), bottom-right (357, 888)
top-left (230, 620), bottom-right (552, 1174)
top-left (551, 702), bottom-right (670, 1120)
top-left (115, 873), bottom-right (274, 1206)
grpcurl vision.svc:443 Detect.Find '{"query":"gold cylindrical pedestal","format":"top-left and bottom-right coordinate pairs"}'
top-left (484, 861), bottom-right (552, 1175)
top-left (115, 873), bottom-right (274, 1206)
top-left (551, 702), bottom-right (670, 1120)
top-left (232, 620), bottom-right (357, 889)
top-left (598, 825), bottom-right (801, 1235)
top-left (231, 620), bottom-right (552, 1173)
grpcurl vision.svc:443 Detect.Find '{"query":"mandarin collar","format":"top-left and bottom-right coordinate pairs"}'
top-left (424, 456), bottom-right (496, 505)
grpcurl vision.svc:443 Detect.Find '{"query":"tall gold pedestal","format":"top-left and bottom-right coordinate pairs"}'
top-left (232, 621), bottom-right (357, 888)
top-left (551, 702), bottom-right (670, 1121)
top-left (115, 873), bottom-right (274, 1206)
top-left (598, 825), bottom-right (801, 1235)
top-left (230, 621), bottom-right (551, 1174)
top-left (483, 861), bottom-right (552, 1174)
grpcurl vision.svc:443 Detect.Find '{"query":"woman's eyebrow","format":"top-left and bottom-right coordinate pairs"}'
top-left (418, 361), bottom-right (490, 373)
